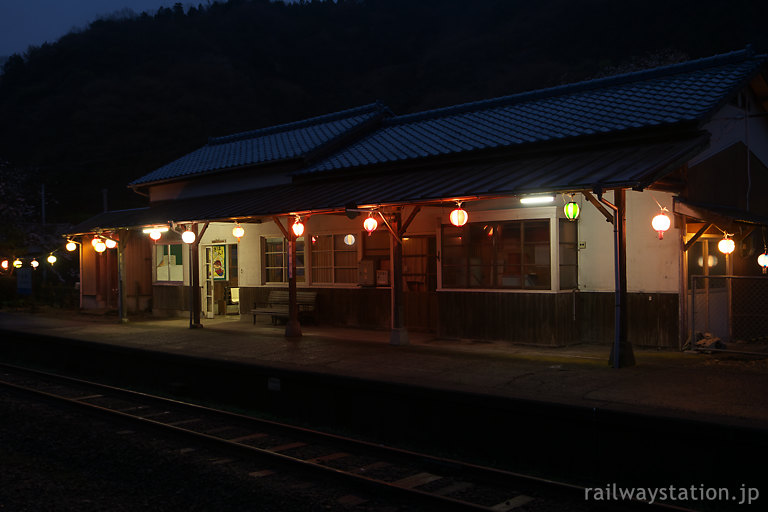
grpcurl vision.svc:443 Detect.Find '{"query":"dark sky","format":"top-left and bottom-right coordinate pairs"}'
top-left (0, 1), bottom-right (189, 57)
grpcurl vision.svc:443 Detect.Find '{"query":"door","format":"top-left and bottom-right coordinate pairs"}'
top-left (402, 235), bottom-right (438, 331)
top-left (203, 246), bottom-right (215, 319)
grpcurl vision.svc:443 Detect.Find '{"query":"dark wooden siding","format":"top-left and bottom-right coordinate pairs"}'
top-left (152, 285), bottom-right (190, 316)
top-left (123, 230), bottom-right (152, 313)
top-left (577, 292), bottom-right (679, 348)
top-left (436, 291), bottom-right (578, 346)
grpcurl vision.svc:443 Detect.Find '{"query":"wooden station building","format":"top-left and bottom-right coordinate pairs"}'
top-left (66, 48), bottom-right (768, 364)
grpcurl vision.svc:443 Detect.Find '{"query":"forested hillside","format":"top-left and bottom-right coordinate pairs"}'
top-left (1, 0), bottom-right (766, 223)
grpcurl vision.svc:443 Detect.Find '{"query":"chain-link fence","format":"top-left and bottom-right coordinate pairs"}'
top-left (690, 275), bottom-right (768, 345)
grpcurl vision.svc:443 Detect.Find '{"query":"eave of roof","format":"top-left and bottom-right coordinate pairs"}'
top-left (69, 134), bottom-right (707, 234)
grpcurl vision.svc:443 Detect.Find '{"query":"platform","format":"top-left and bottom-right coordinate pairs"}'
top-left (1, 309), bottom-right (767, 429)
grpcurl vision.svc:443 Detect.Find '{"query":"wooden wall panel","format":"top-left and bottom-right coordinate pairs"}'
top-left (436, 291), bottom-right (578, 346)
top-left (80, 242), bottom-right (97, 295)
top-left (152, 285), bottom-right (189, 316)
top-left (123, 230), bottom-right (152, 312)
top-left (577, 292), bottom-right (679, 348)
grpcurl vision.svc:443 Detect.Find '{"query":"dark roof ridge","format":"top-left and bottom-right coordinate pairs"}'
top-left (208, 101), bottom-right (392, 145)
top-left (388, 46), bottom-right (762, 126)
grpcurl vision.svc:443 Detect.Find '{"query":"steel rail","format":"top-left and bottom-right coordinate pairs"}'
top-left (0, 362), bottom-right (698, 512)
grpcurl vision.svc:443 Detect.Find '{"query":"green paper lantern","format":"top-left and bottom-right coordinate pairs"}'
top-left (564, 201), bottom-right (580, 221)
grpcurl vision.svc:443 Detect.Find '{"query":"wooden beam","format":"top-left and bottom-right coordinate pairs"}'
top-left (399, 206), bottom-right (421, 236)
top-left (272, 216), bottom-right (291, 240)
top-left (583, 191), bottom-right (614, 223)
top-left (683, 223), bottom-right (711, 252)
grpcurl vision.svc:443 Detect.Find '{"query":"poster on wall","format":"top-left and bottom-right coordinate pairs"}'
top-left (211, 245), bottom-right (227, 281)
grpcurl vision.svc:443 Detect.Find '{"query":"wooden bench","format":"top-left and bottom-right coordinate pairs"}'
top-left (251, 289), bottom-right (317, 325)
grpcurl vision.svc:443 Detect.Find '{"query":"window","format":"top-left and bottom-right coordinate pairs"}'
top-left (559, 220), bottom-right (578, 289)
top-left (155, 244), bottom-right (184, 282)
top-left (263, 237), bottom-right (305, 283)
top-left (441, 219), bottom-right (552, 289)
top-left (311, 234), bottom-right (358, 284)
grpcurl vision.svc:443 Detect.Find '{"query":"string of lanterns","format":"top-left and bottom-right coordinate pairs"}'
top-left (50, 198), bottom-right (768, 276)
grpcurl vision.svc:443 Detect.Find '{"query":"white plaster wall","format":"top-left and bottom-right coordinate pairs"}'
top-left (192, 195), bottom-right (682, 294)
top-left (577, 190), bottom-right (679, 293)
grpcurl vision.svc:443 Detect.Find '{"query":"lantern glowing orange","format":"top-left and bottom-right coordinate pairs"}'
top-left (182, 230), bottom-right (196, 244)
top-left (450, 204), bottom-right (468, 227)
top-left (363, 213), bottom-right (378, 234)
top-left (232, 224), bottom-right (245, 241)
top-left (1, 260), bottom-right (8, 270)
top-left (105, 238), bottom-right (117, 249)
top-left (292, 218), bottom-right (305, 237)
top-left (149, 230), bottom-right (162, 241)
top-left (651, 211), bottom-right (671, 239)
top-left (94, 240), bottom-right (107, 253)
top-left (718, 235), bottom-right (735, 255)
top-left (66, 240), bottom-right (77, 252)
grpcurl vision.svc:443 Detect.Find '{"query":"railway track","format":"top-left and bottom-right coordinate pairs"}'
top-left (0, 362), bottom-right (695, 511)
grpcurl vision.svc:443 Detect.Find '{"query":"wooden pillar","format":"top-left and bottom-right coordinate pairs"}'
top-left (389, 211), bottom-right (409, 345)
top-left (609, 189), bottom-right (635, 367)
top-left (272, 216), bottom-right (301, 339)
top-left (117, 231), bottom-right (128, 323)
top-left (286, 234), bottom-right (302, 338)
top-left (190, 223), bottom-right (203, 328)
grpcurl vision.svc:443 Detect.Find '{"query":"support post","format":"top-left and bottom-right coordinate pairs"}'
top-left (117, 232), bottom-right (128, 323)
top-left (286, 234), bottom-right (302, 338)
top-left (272, 216), bottom-right (301, 338)
top-left (389, 210), bottom-right (409, 345)
top-left (189, 222), bottom-right (203, 329)
top-left (608, 189), bottom-right (635, 367)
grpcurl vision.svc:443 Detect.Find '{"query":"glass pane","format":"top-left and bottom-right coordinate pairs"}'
top-left (559, 219), bottom-right (577, 243)
top-left (524, 265), bottom-right (550, 289)
top-left (265, 238), bottom-right (283, 253)
top-left (266, 268), bottom-right (283, 282)
top-left (524, 220), bottom-right (549, 243)
top-left (314, 267), bottom-right (332, 283)
top-left (559, 244), bottom-right (578, 265)
top-left (560, 266), bottom-right (578, 289)
top-left (265, 253), bottom-right (283, 268)
top-left (155, 245), bottom-right (169, 281)
top-left (468, 264), bottom-right (491, 287)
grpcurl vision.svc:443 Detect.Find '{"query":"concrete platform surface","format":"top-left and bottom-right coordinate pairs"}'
top-left (1, 309), bottom-right (767, 429)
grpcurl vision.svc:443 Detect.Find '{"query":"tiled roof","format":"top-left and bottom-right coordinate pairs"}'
top-left (129, 102), bottom-right (391, 186)
top-left (302, 48), bottom-right (764, 174)
top-left (70, 135), bottom-right (706, 233)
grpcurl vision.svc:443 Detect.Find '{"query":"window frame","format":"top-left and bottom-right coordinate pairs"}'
top-left (438, 206), bottom-right (570, 293)
top-left (308, 232), bottom-right (360, 286)
top-left (154, 242), bottom-right (185, 284)
top-left (261, 236), bottom-right (305, 285)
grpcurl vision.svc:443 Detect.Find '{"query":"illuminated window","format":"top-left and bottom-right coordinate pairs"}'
top-left (311, 234), bottom-right (358, 284)
top-left (263, 237), bottom-right (305, 283)
top-left (441, 219), bottom-right (554, 290)
top-left (155, 244), bottom-right (184, 282)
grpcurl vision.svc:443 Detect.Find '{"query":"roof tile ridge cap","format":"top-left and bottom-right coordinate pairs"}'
top-left (385, 47), bottom-right (758, 127)
top-left (207, 102), bottom-right (392, 145)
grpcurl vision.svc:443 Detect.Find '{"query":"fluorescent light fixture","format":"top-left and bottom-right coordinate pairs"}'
top-left (520, 195), bottom-right (555, 205)
top-left (142, 226), bottom-right (169, 233)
